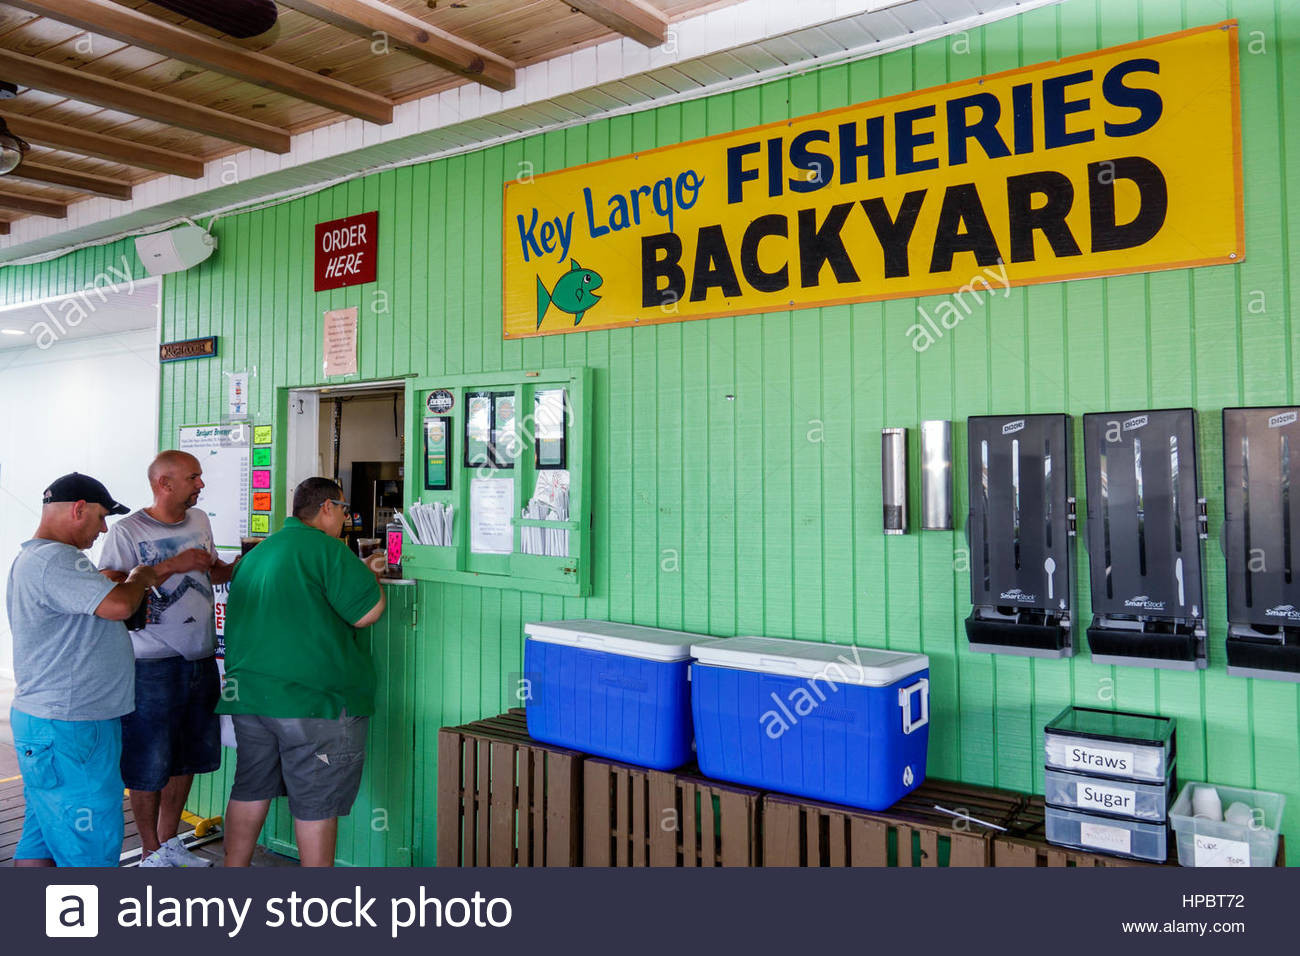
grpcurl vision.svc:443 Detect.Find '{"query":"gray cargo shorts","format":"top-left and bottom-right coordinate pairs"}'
top-left (229, 714), bottom-right (369, 821)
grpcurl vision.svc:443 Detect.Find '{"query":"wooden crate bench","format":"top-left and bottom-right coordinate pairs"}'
top-left (763, 779), bottom-right (1027, 867)
top-left (583, 757), bottom-right (761, 867)
top-left (436, 709), bottom-right (582, 867)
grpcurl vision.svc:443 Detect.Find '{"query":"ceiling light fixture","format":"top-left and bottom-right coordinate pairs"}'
top-left (1, 328), bottom-right (27, 335)
top-left (0, 117), bottom-right (29, 176)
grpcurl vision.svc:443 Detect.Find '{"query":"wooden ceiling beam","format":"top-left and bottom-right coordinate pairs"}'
top-left (0, 109), bottom-right (205, 178)
top-left (5, 160), bottom-right (132, 200)
top-left (567, 0), bottom-right (668, 47)
top-left (6, 0), bottom-right (394, 125)
top-left (0, 189), bottom-right (66, 217)
top-left (278, 0), bottom-right (516, 92)
top-left (0, 48), bottom-right (290, 153)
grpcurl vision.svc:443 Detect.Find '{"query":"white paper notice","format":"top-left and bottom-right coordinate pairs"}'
top-left (471, 477), bottom-right (514, 554)
top-left (1194, 834), bottom-right (1250, 867)
top-left (1080, 820), bottom-right (1132, 856)
top-left (323, 306), bottom-right (358, 377)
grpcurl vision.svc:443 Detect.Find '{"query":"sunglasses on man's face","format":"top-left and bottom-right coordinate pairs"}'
top-left (327, 498), bottom-right (350, 513)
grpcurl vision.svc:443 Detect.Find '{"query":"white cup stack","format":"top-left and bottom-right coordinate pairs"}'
top-left (1191, 785), bottom-right (1223, 822)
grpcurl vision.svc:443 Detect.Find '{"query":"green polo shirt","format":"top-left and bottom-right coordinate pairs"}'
top-left (217, 517), bottom-right (381, 719)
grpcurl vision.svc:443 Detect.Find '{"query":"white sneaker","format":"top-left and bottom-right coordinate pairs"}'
top-left (138, 848), bottom-right (171, 867)
top-left (159, 836), bottom-right (214, 867)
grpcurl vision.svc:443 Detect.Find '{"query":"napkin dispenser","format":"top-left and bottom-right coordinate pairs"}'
top-left (965, 414), bottom-right (1077, 658)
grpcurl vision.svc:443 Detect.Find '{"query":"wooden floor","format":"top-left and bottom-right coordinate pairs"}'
top-left (0, 678), bottom-right (290, 867)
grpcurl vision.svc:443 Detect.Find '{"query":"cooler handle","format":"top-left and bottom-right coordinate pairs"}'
top-left (899, 678), bottom-right (929, 735)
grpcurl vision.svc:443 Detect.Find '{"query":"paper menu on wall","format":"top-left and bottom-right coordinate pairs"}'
top-left (178, 424), bottom-right (250, 550)
top-left (470, 477), bottom-right (514, 554)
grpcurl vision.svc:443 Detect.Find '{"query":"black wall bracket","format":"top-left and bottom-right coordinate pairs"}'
top-left (965, 414), bottom-right (1076, 658)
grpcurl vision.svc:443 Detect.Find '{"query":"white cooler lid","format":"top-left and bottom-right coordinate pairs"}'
top-left (525, 619), bottom-right (710, 662)
top-left (690, 636), bottom-right (927, 686)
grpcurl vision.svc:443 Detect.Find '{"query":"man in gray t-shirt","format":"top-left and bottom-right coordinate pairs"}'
top-left (100, 450), bottom-right (233, 868)
top-left (7, 473), bottom-right (159, 867)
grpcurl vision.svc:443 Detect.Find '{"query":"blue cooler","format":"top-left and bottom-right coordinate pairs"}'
top-left (524, 619), bottom-right (707, 770)
top-left (690, 637), bottom-right (930, 810)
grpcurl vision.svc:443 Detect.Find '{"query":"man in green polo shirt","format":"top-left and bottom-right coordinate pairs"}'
top-left (217, 476), bottom-right (386, 867)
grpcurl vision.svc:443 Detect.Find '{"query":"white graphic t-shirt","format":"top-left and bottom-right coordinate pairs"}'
top-left (100, 508), bottom-right (217, 661)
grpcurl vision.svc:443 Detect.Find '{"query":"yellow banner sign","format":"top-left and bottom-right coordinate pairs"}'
top-left (503, 22), bottom-right (1242, 339)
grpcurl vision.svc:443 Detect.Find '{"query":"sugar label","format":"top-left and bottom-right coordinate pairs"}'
top-left (1077, 782), bottom-right (1137, 815)
top-left (1067, 744), bottom-right (1134, 776)
top-left (1080, 820), bottom-right (1132, 855)
top-left (1193, 834), bottom-right (1250, 868)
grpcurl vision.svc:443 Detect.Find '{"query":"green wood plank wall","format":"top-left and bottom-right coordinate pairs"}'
top-left (3, 0), bottom-right (1298, 866)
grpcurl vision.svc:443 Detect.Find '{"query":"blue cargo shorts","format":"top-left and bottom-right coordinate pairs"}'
top-left (10, 707), bottom-right (125, 867)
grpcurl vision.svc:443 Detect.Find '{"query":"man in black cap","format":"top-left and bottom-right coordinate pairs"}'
top-left (6, 473), bottom-right (206, 867)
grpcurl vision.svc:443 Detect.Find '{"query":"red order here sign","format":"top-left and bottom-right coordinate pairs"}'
top-left (315, 210), bottom-right (378, 291)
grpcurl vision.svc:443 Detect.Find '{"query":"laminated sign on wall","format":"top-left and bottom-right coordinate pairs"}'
top-left (503, 22), bottom-right (1243, 339)
top-left (323, 306), bottom-right (358, 376)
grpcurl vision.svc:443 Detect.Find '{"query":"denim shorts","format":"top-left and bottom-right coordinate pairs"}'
top-left (119, 655), bottom-right (221, 792)
top-left (11, 707), bottom-right (125, 866)
top-left (229, 714), bottom-right (369, 821)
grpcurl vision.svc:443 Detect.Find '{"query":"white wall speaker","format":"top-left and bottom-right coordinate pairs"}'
top-left (134, 225), bottom-right (217, 276)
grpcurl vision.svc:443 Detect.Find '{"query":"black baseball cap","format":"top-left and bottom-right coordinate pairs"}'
top-left (42, 473), bottom-right (129, 516)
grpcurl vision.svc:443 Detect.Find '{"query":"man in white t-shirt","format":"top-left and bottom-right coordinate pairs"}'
top-left (100, 450), bottom-right (234, 867)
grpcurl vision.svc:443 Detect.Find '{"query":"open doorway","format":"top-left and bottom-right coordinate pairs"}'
top-left (0, 277), bottom-right (162, 677)
top-left (285, 380), bottom-right (405, 553)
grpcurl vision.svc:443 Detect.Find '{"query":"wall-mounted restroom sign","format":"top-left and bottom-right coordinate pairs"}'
top-left (426, 389), bottom-right (454, 414)
top-left (160, 336), bottom-right (217, 362)
top-left (315, 211), bottom-right (378, 291)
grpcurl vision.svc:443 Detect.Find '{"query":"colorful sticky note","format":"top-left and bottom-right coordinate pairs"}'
top-left (253, 425), bottom-right (272, 445)
top-left (252, 447), bottom-right (271, 467)
top-left (250, 514), bottom-right (270, 534)
top-left (252, 470), bottom-right (271, 489)
top-left (253, 492), bottom-right (272, 512)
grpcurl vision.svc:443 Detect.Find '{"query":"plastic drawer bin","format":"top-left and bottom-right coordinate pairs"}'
top-left (690, 637), bottom-right (930, 811)
top-left (1044, 767), bottom-right (1175, 822)
top-left (1044, 707), bottom-right (1175, 784)
top-left (524, 619), bottom-right (709, 770)
top-left (1169, 783), bottom-right (1286, 867)
top-left (1045, 806), bottom-right (1168, 862)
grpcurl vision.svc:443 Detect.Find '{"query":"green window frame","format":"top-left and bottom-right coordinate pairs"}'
top-left (401, 366), bottom-right (592, 597)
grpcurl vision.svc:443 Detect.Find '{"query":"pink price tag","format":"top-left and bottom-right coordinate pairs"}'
top-left (386, 529), bottom-right (402, 565)
top-left (251, 470), bottom-right (271, 489)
